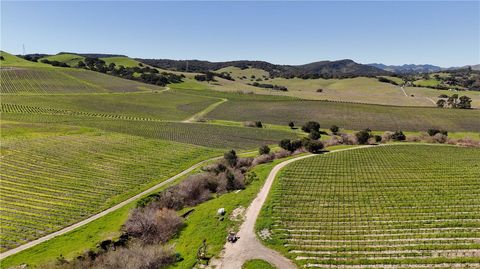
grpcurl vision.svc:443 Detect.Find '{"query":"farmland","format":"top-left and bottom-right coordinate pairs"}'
top-left (0, 66), bottom-right (165, 94)
top-left (0, 121), bottom-right (221, 252)
top-left (259, 145), bottom-right (480, 268)
top-left (207, 99), bottom-right (480, 132)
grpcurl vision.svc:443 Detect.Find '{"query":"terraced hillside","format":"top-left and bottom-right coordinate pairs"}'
top-left (207, 99), bottom-right (480, 132)
top-left (260, 145), bottom-right (480, 268)
top-left (0, 121), bottom-right (221, 252)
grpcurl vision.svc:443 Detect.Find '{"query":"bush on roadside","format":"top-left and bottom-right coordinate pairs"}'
top-left (124, 207), bottom-right (183, 245)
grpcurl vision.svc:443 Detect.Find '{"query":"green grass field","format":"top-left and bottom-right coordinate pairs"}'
top-left (40, 54), bottom-right (86, 67)
top-left (257, 145), bottom-right (480, 268)
top-left (0, 121), bottom-right (221, 252)
top-left (207, 99), bottom-right (480, 132)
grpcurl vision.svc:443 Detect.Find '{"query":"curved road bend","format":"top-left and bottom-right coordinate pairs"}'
top-left (212, 145), bottom-right (373, 269)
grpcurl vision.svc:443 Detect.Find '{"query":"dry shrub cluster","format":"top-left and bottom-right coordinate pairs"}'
top-left (124, 208), bottom-right (183, 244)
top-left (38, 244), bottom-right (175, 269)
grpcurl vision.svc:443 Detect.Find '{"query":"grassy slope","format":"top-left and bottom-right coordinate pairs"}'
top-left (206, 99), bottom-right (480, 132)
top-left (0, 51), bottom-right (49, 67)
top-left (100, 57), bottom-right (142, 68)
top-left (40, 54), bottom-right (85, 67)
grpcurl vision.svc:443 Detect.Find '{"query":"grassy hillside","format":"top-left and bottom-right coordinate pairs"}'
top-left (100, 56), bottom-right (144, 68)
top-left (0, 51), bottom-right (48, 67)
top-left (207, 99), bottom-right (480, 132)
top-left (258, 145), bottom-right (480, 267)
top-left (0, 121), bottom-right (221, 252)
top-left (40, 54), bottom-right (85, 67)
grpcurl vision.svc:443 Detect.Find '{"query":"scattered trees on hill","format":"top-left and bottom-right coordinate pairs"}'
top-left (249, 82), bottom-right (288, 91)
top-left (437, 94), bottom-right (472, 109)
top-left (40, 59), bottom-right (70, 67)
top-left (378, 77), bottom-right (399, 85)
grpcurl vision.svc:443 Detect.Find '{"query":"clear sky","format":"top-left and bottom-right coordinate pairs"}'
top-left (1, 1), bottom-right (479, 67)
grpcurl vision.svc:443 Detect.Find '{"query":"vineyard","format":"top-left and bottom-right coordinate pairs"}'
top-left (1, 113), bottom-right (296, 149)
top-left (0, 121), bottom-right (220, 252)
top-left (1, 91), bottom-right (218, 121)
top-left (207, 100), bottom-right (480, 132)
top-left (261, 145), bottom-right (480, 268)
top-left (0, 67), bottom-right (162, 94)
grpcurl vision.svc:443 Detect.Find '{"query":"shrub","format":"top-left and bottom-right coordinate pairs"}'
top-left (330, 125), bottom-right (339, 134)
top-left (438, 94), bottom-right (449, 98)
top-left (392, 131), bottom-right (406, 141)
top-left (244, 121), bottom-right (263, 128)
top-left (92, 244), bottom-right (176, 269)
top-left (279, 139), bottom-right (291, 151)
top-left (303, 139), bottom-right (324, 153)
top-left (259, 145), bottom-right (271, 155)
top-left (433, 133), bottom-right (448, 144)
top-left (301, 121), bottom-right (321, 133)
top-left (124, 207), bottom-right (183, 244)
top-left (355, 129), bottom-right (372, 145)
top-left (381, 131), bottom-right (394, 142)
top-left (374, 135), bottom-right (382, 143)
top-left (252, 153), bottom-right (275, 166)
top-left (288, 122), bottom-right (295, 129)
top-left (224, 150), bottom-right (238, 167)
top-left (308, 130), bottom-right (321, 140)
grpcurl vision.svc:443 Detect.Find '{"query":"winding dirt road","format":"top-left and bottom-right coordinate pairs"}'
top-left (211, 146), bottom-right (372, 269)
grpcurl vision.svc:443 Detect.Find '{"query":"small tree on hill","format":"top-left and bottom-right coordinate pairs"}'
top-left (308, 130), bottom-right (321, 140)
top-left (301, 121), bottom-right (320, 133)
top-left (330, 125), bottom-right (339, 134)
top-left (303, 139), bottom-right (324, 153)
top-left (259, 145), bottom-right (270, 155)
top-left (288, 122), bottom-right (295, 129)
top-left (355, 129), bottom-right (372, 145)
top-left (224, 150), bottom-right (238, 167)
top-left (279, 139), bottom-right (291, 151)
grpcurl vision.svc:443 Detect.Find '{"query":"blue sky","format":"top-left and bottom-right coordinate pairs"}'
top-left (1, 1), bottom-right (479, 67)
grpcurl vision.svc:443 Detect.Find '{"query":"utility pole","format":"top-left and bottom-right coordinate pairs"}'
top-left (22, 44), bottom-right (26, 55)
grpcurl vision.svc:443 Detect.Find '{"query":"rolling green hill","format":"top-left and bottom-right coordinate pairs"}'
top-left (40, 53), bottom-right (85, 67)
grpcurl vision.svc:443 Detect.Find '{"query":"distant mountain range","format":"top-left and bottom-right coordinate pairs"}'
top-left (368, 63), bottom-right (480, 73)
top-left (139, 58), bottom-right (390, 78)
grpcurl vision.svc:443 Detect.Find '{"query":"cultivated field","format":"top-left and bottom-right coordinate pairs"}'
top-left (0, 121), bottom-right (221, 252)
top-left (260, 145), bottom-right (480, 268)
top-left (1, 91), bottom-right (218, 121)
top-left (207, 99), bottom-right (480, 132)
top-left (0, 65), bottom-right (164, 94)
